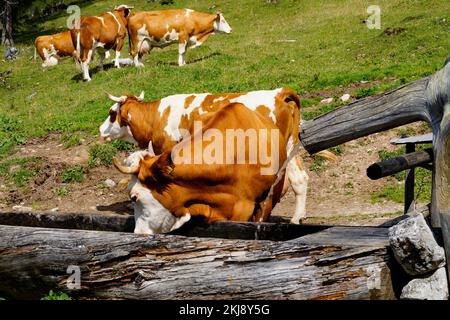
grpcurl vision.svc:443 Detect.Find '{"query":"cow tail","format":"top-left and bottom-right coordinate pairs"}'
top-left (281, 88), bottom-right (337, 162)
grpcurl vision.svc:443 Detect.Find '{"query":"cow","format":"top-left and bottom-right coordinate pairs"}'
top-left (113, 102), bottom-right (287, 234)
top-left (127, 8), bottom-right (232, 67)
top-left (100, 88), bottom-right (336, 224)
top-left (70, 4), bottom-right (132, 81)
top-left (34, 31), bottom-right (76, 68)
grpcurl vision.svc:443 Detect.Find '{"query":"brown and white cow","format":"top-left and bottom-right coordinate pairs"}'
top-left (34, 31), bottom-right (76, 68)
top-left (100, 88), bottom-right (335, 224)
top-left (114, 102), bottom-right (287, 234)
top-left (127, 9), bottom-right (232, 67)
top-left (70, 4), bottom-right (132, 81)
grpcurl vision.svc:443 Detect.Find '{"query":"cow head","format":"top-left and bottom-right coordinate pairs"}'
top-left (213, 12), bottom-right (232, 34)
top-left (99, 92), bottom-right (144, 144)
top-left (114, 152), bottom-right (191, 235)
top-left (114, 4), bottom-right (133, 19)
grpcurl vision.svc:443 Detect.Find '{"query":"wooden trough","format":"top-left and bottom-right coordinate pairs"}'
top-left (1, 59), bottom-right (449, 300)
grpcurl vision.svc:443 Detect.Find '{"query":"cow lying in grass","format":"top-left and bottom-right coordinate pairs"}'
top-left (100, 88), bottom-right (336, 225)
top-left (114, 102), bottom-right (287, 234)
top-left (127, 8), bottom-right (232, 67)
top-left (35, 31), bottom-right (77, 68)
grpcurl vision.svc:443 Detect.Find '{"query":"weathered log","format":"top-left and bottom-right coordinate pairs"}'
top-left (300, 60), bottom-right (450, 277)
top-left (0, 225), bottom-right (401, 300)
top-left (366, 148), bottom-right (433, 180)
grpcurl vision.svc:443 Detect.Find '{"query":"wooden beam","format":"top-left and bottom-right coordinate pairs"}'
top-left (0, 225), bottom-right (399, 300)
top-left (366, 148), bottom-right (432, 180)
top-left (0, 211), bottom-right (329, 241)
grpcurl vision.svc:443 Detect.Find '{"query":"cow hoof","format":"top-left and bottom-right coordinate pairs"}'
top-left (290, 217), bottom-right (305, 225)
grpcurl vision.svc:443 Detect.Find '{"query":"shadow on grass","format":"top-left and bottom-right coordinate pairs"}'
top-left (155, 51), bottom-right (222, 66)
top-left (70, 62), bottom-right (117, 82)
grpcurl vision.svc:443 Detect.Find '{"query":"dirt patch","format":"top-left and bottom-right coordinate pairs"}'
top-left (0, 123), bottom-right (431, 225)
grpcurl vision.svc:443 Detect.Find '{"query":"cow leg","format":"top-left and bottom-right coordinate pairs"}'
top-left (81, 49), bottom-right (93, 82)
top-left (114, 38), bottom-right (124, 68)
top-left (178, 41), bottom-right (187, 66)
top-left (287, 154), bottom-right (309, 224)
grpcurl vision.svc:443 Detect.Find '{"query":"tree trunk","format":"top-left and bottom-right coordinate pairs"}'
top-left (1, 0), bottom-right (14, 46)
top-left (0, 225), bottom-right (401, 300)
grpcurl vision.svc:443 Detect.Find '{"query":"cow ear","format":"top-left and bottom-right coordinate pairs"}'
top-left (140, 152), bottom-right (175, 185)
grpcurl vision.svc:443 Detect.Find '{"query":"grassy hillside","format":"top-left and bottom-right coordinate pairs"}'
top-left (0, 0), bottom-right (449, 158)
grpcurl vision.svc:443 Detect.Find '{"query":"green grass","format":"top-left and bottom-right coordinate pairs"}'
top-left (0, 0), bottom-right (448, 158)
top-left (61, 134), bottom-right (82, 149)
top-left (61, 165), bottom-right (85, 183)
top-left (40, 290), bottom-right (71, 300)
top-left (55, 186), bottom-right (69, 197)
top-left (88, 143), bottom-right (118, 167)
top-left (0, 157), bottom-right (42, 188)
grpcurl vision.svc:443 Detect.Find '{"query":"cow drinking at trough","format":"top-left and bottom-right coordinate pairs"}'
top-left (114, 102), bottom-right (287, 234)
top-left (70, 5), bottom-right (132, 81)
top-left (127, 9), bottom-right (232, 67)
top-left (100, 89), bottom-right (335, 224)
top-left (34, 31), bottom-right (76, 68)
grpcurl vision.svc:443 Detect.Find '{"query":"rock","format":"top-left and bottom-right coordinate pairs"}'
top-left (389, 214), bottom-right (445, 275)
top-left (105, 179), bottom-right (116, 188)
top-left (320, 98), bottom-right (333, 104)
top-left (50, 207), bottom-right (59, 213)
top-left (340, 94), bottom-right (351, 102)
top-left (400, 268), bottom-right (449, 300)
top-left (12, 205), bottom-right (33, 213)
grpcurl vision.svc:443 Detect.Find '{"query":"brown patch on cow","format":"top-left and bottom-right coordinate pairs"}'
top-left (184, 95), bottom-right (196, 108)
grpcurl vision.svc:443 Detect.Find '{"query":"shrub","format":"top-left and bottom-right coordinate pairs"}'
top-left (62, 166), bottom-right (85, 183)
top-left (41, 290), bottom-right (71, 300)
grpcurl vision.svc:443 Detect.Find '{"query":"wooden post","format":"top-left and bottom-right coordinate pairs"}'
top-left (299, 59), bottom-right (450, 281)
top-left (404, 143), bottom-right (415, 214)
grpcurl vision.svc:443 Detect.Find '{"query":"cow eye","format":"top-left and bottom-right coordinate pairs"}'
top-left (109, 110), bottom-right (117, 123)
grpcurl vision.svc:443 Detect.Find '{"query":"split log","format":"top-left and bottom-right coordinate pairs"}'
top-left (299, 59), bottom-right (450, 276)
top-left (366, 148), bottom-right (433, 180)
top-left (0, 225), bottom-right (401, 300)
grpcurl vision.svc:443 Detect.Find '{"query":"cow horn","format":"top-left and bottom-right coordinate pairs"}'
top-left (113, 157), bottom-right (140, 174)
top-left (137, 91), bottom-right (145, 101)
top-left (107, 93), bottom-right (127, 103)
top-left (148, 141), bottom-right (155, 156)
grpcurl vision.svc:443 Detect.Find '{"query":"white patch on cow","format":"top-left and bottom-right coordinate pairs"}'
top-left (287, 153), bottom-right (309, 224)
top-left (82, 49), bottom-right (94, 81)
top-left (129, 177), bottom-right (178, 235)
top-left (229, 89), bottom-right (282, 124)
top-left (158, 93), bottom-right (210, 140)
top-left (114, 51), bottom-right (121, 68)
top-left (169, 29), bottom-right (179, 41)
top-left (212, 96), bottom-right (227, 103)
top-left (99, 102), bottom-right (138, 144)
top-left (198, 108), bottom-right (207, 115)
top-left (107, 11), bottom-right (121, 34)
top-left (42, 47), bottom-right (58, 67)
top-left (188, 36), bottom-right (202, 49)
top-left (127, 112), bottom-right (132, 122)
top-left (185, 8), bottom-right (194, 17)
top-left (96, 16), bottom-right (105, 26)
top-left (213, 13), bottom-right (232, 34)
top-left (178, 42), bottom-right (187, 66)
